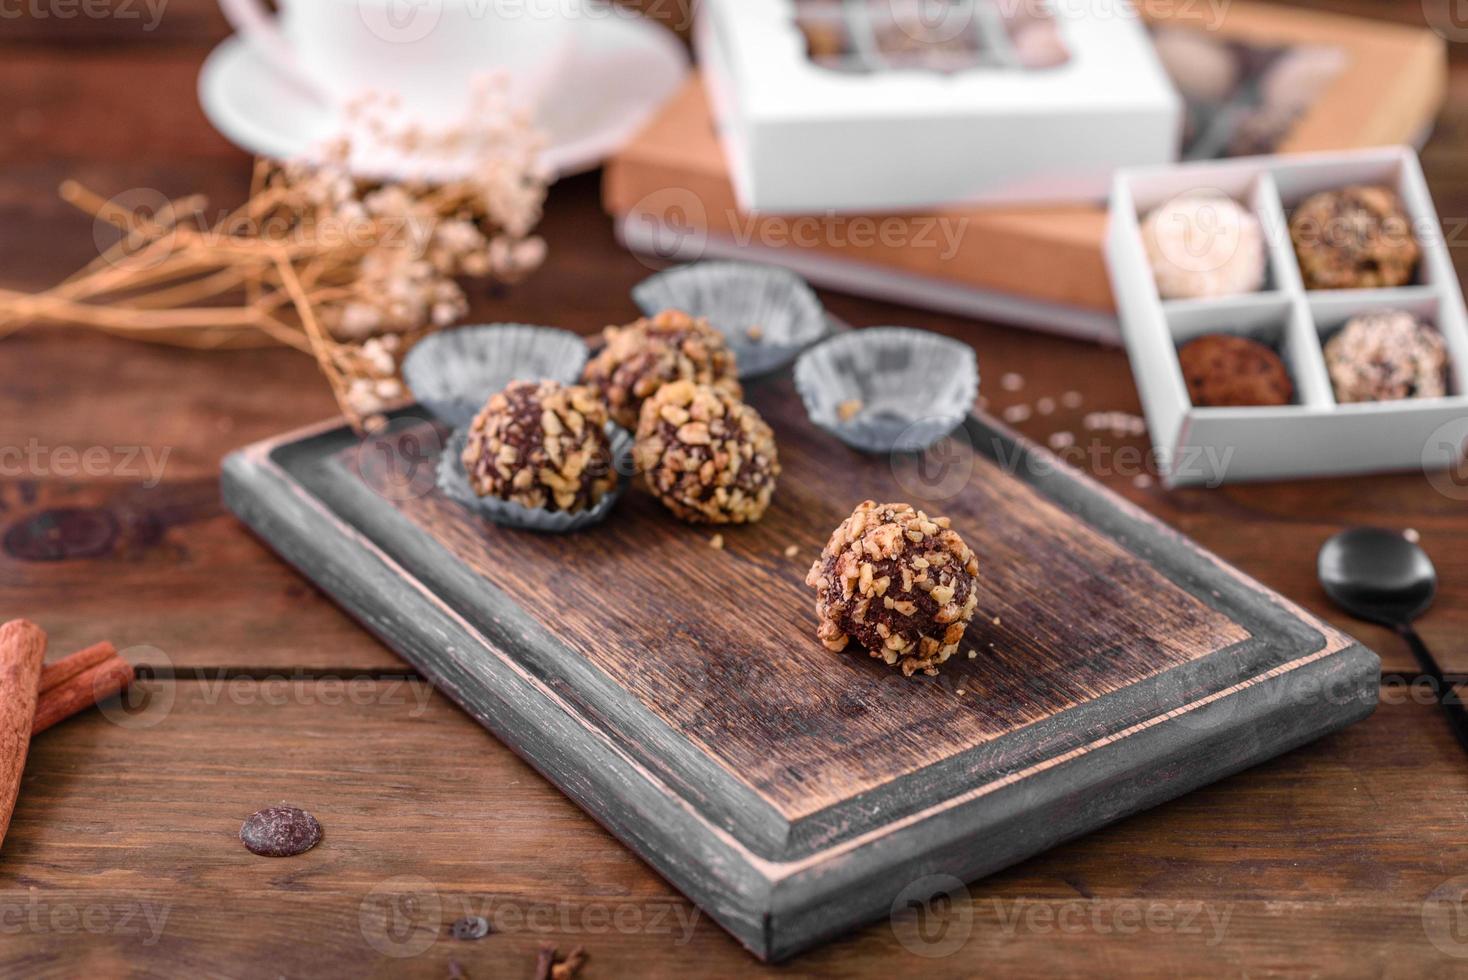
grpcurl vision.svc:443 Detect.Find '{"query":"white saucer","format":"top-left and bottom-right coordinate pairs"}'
top-left (198, 13), bottom-right (688, 180)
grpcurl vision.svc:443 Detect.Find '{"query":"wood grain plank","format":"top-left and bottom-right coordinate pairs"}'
top-left (376, 383), bottom-right (1252, 819)
top-left (0, 679), bottom-right (1460, 977)
top-left (0, 479), bottom-right (404, 671)
top-left (0, 0), bottom-right (1461, 974)
top-left (1, 164), bottom-right (1461, 680)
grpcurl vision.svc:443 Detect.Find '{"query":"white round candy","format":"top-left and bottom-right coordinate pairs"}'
top-left (1141, 192), bottom-right (1267, 300)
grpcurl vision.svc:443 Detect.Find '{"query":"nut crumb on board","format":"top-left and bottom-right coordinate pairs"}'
top-left (709, 534), bottom-right (724, 550)
top-left (784, 544), bottom-right (800, 558)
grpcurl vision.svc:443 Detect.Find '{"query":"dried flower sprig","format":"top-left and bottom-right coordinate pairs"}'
top-left (0, 78), bottom-right (550, 431)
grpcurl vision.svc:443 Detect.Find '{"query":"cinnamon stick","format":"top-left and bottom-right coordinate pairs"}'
top-left (32, 656), bottom-right (135, 736)
top-left (38, 641), bottom-right (115, 695)
top-left (0, 620), bottom-right (46, 850)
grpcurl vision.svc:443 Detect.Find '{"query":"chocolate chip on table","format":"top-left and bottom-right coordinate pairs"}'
top-left (450, 915), bottom-right (492, 941)
top-left (239, 805), bottom-right (322, 857)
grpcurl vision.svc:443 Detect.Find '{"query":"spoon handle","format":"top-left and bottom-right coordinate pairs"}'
top-left (1399, 624), bottom-right (1468, 756)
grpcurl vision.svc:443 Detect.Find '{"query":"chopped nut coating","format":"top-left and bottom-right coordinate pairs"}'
top-left (580, 309), bottom-right (741, 429)
top-left (805, 501), bottom-right (980, 676)
top-left (633, 381), bottom-right (779, 524)
top-left (462, 380), bottom-right (616, 513)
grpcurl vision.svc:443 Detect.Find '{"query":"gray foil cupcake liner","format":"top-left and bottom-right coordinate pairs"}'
top-left (436, 423), bottom-right (634, 534)
top-left (631, 261), bottom-right (831, 379)
top-left (402, 323), bottom-right (589, 429)
top-left (793, 327), bottom-right (980, 454)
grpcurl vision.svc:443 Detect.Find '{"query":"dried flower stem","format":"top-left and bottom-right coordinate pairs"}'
top-left (0, 85), bottom-right (549, 428)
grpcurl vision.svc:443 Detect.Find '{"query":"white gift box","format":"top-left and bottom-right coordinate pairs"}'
top-left (695, 0), bottom-right (1181, 214)
top-left (1106, 146), bottom-right (1468, 487)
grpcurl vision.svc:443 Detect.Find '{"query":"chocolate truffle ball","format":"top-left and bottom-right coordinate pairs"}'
top-left (1178, 334), bottom-right (1294, 407)
top-left (1225, 103), bottom-right (1298, 158)
top-left (806, 501), bottom-right (980, 677)
top-left (1141, 193), bottom-right (1267, 300)
top-left (1152, 27), bottom-right (1239, 104)
top-left (581, 310), bottom-right (741, 429)
top-left (1260, 45), bottom-right (1347, 114)
top-left (1290, 186), bottom-right (1420, 290)
top-left (1324, 310), bottom-right (1448, 403)
top-left (462, 380), bottom-right (617, 512)
top-left (633, 380), bottom-right (779, 524)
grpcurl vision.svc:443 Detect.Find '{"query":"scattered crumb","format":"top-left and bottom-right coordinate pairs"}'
top-left (1001, 372), bottom-right (1024, 391)
top-left (1084, 410), bottom-right (1146, 437)
top-left (837, 398), bottom-right (864, 422)
top-left (746, 325), bottom-right (764, 342)
top-left (1404, 528), bottom-right (1421, 543)
top-left (967, 649), bottom-right (977, 660)
top-left (784, 544), bottom-right (800, 558)
top-left (709, 534), bottom-right (724, 550)
top-left (992, 616), bottom-right (1001, 626)
top-left (1048, 431), bottom-right (1075, 451)
top-left (535, 944), bottom-right (588, 980)
top-left (957, 689), bottom-right (966, 696)
top-left (1133, 474), bottom-right (1154, 489)
top-left (1036, 397), bottom-right (1056, 416)
top-left (1061, 390), bottom-right (1083, 409)
top-left (1002, 404), bottom-right (1032, 424)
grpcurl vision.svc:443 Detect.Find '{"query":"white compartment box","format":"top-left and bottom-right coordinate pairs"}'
top-left (1107, 146), bottom-right (1468, 487)
top-left (696, 0), bottom-right (1181, 214)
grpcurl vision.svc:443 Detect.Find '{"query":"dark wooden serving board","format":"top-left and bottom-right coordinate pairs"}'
top-left (222, 376), bottom-right (1379, 962)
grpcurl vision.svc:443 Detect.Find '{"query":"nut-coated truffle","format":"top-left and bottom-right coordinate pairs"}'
top-left (633, 380), bottom-right (779, 524)
top-left (1141, 193), bottom-right (1266, 300)
top-left (462, 380), bottom-right (617, 512)
top-left (1324, 310), bottom-right (1448, 403)
top-left (1177, 334), bottom-right (1294, 407)
top-left (806, 501), bottom-right (980, 677)
top-left (581, 310), bottom-right (741, 429)
top-left (1289, 186), bottom-right (1420, 290)
top-left (1259, 45), bottom-right (1347, 113)
top-left (1152, 26), bottom-right (1239, 104)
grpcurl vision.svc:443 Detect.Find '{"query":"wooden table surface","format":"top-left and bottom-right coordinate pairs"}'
top-left (4, 1), bottom-right (1468, 976)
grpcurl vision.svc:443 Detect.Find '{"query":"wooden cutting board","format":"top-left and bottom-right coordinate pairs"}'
top-left (222, 376), bottom-right (1379, 962)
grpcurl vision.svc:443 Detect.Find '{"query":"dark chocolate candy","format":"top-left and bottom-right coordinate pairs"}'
top-left (239, 805), bottom-right (323, 857)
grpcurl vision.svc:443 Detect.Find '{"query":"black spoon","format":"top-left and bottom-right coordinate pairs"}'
top-left (1318, 527), bottom-right (1468, 754)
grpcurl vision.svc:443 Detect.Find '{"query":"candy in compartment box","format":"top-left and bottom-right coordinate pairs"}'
top-left (1107, 146), bottom-right (1468, 487)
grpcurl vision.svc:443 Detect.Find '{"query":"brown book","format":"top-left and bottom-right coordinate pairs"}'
top-left (604, 2), bottom-right (1444, 338)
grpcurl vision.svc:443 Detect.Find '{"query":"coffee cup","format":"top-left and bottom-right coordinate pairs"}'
top-left (219, 0), bottom-right (574, 124)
